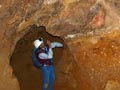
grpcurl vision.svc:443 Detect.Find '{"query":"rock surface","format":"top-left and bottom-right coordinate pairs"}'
top-left (0, 0), bottom-right (120, 90)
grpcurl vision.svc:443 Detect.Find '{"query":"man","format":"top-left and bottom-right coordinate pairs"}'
top-left (33, 37), bottom-right (63, 90)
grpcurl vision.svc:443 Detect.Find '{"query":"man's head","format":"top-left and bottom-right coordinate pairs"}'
top-left (33, 37), bottom-right (45, 48)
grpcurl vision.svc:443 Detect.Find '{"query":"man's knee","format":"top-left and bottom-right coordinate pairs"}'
top-left (44, 83), bottom-right (48, 89)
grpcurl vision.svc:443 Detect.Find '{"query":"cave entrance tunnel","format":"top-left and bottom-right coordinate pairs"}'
top-left (10, 26), bottom-right (69, 90)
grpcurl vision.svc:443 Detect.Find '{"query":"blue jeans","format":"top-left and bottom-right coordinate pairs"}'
top-left (41, 65), bottom-right (55, 90)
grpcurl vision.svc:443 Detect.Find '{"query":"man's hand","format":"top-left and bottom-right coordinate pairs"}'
top-left (46, 40), bottom-right (51, 48)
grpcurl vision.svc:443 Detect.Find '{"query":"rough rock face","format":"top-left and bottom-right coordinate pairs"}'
top-left (0, 0), bottom-right (120, 90)
top-left (67, 29), bottom-right (120, 90)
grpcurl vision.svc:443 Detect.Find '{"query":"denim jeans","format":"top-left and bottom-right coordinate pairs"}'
top-left (41, 65), bottom-right (55, 90)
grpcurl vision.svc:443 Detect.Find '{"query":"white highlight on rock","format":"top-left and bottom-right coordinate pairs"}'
top-left (96, 0), bottom-right (101, 4)
top-left (65, 33), bottom-right (79, 39)
top-left (65, 33), bottom-right (85, 39)
top-left (90, 0), bottom-right (101, 12)
top-left (0, 5), bottom-right (2, 8)
top-left (44, 0), bottom-right (58, 5)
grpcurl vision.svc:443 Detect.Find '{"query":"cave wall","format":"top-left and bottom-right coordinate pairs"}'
top-left (0, 0), bottom-right (120, 90)
top-left (10, 29), bottom-right (73, 90)
top-left (67, 29), bottom-right (120, 90)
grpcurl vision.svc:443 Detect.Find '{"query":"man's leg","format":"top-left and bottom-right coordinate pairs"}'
top-left (48, 66), bottom-right (55, 90)
top-left (41, 67), bottom-right (50, 90)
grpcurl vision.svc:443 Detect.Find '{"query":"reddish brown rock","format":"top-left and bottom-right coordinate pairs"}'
top-left (89, 10), bottom-right (105, 29)
top-left (0, 0), bottom-right (120, 90)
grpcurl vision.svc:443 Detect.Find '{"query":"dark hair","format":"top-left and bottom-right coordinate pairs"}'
top-left (38, 37), bottom-right (43, 41)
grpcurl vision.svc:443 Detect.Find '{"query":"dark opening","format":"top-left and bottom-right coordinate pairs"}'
top-left (10, 26), bottom-right (65, 90)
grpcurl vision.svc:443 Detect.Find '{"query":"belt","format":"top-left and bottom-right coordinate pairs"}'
top-left (43, 64), bottom-right (49, 67)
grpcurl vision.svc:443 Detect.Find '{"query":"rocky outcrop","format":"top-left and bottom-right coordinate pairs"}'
top-left (67, 29), bottom-right (120, 90)
top-left (0, 0), bottom-right (120, 90)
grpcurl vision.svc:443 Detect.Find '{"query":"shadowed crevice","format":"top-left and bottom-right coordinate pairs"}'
top-left (10, 26), bottom-right (66, 90)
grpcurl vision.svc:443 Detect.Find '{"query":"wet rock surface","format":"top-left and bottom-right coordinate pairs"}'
top-left (0, 0), bottom-right (120, 90)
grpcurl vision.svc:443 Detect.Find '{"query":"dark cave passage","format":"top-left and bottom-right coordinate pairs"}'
top-left (10, 26), bottom-right (66, 90)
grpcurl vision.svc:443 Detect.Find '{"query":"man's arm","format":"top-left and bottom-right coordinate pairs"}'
top-left (51, 42), bottom-right (63, 48)
top-left (46, 40), bottom-right (63, 48)
top-left (38, 48), bottom-right (53, 59)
